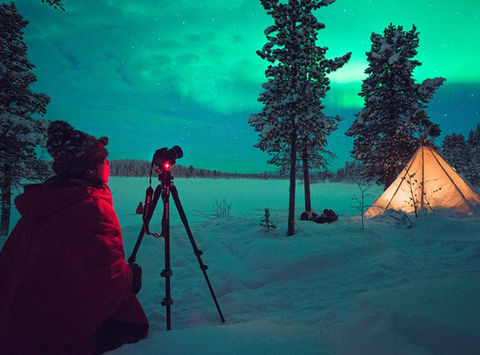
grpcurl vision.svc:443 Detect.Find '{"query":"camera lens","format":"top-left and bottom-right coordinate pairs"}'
top-left (170, 146), bottom-right (183, 160)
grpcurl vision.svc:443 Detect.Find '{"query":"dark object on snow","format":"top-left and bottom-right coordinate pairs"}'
top-left (136, 202), bottom-right (144, 214)
top-left (315, 213), bottom-right (328, 223)
top-left (316, 209), bottom-right (338, 224)
top-left (0, 179), bottom-right (148, 353)
top-left (301, 209), bottom-right (338, 224)
top-left (300, 210), bottom-right (319, 221)
top-left (47, 120), bottom-right (109, 178)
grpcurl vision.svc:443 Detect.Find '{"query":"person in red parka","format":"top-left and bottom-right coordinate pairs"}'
top-left (0, 121), bottom-right (149, 354)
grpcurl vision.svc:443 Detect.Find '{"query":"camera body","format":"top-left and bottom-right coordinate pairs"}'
top-left (153, 145), bottom-right (183, 171)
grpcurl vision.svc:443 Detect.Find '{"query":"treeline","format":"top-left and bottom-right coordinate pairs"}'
top-left (109, 159), bottom-right (354, 182)
top-left (330, 161), bottom-right (366, 183)
top-left (329, 124), bottom-right (480, 187)
top-left (108, 158), bottom-right (376, 184)
top-left (441, 124), bottom-right (480, 186)
top-left (109, 159), bottom-right (286, 179)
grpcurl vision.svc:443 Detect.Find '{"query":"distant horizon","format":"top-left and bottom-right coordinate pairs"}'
top-left (107, 158), bottom-right (342, 176)
top-left (13, 0), bottom-right (480, 173)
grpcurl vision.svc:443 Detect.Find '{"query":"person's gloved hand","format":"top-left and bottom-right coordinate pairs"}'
top-left (129, 262), bottom-right (142, 294)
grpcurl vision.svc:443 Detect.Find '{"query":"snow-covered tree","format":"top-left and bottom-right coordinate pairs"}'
top-left (249, 0), bottom-right (350, 235)
top-left (346, 24), bottom-right (445, 189)
top-left (0, 2), bottom-right (50, 236)
top-left (441, 133), bottom-right (470, 177)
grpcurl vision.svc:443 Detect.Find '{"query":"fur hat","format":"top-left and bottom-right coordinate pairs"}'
top-left (47, 120), bottom-right (108, 178)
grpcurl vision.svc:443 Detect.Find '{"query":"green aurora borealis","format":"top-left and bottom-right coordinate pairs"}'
top-left (12, 0), bottom-right (480, 172)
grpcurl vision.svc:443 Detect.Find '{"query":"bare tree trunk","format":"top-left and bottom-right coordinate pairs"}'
top-left (287, 132), bottom-right (297, 236)
top-left (302, 147), bottom-right (311, 212)
top-left (1, 165), bottom-right (12, 236)
top-left (384, 166), bottom-right (396, 190)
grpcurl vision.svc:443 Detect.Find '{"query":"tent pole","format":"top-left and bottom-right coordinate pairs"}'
top-left (421, 146), bottom-right (425, 209)
top-left (429, 147), bottom-right (474, 211)
top-left (384, 147), bottom-right (420, 211)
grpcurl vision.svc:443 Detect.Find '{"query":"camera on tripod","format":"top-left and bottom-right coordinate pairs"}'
top-left (153, 145), bottom-right (183, 171)
top-left (129, 144), bottom-right (225, 330)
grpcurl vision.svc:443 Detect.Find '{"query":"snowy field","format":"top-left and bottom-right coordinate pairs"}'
top-left (4, 177), bottom-right (480, 354)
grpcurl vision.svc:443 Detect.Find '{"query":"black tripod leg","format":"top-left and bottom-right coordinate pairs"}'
top-left (160, 186), bottom-right (174, 330)
top-left (170, 185), bottom-right (225, 323)
top-left (128, 185), bottom-right (163, 263)
top-left (128, 227), bottom-right (145, 264)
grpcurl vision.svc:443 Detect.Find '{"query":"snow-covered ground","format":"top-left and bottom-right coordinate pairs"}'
top-left (4, 178), bottom-right (480, 354)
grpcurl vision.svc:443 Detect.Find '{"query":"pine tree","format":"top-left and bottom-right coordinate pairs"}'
top-left (466, 124), bottom-right (480, 186)
top-left (346, 24), bottom-right (445, 189)
top-left (441, 133), bottom-right (470, 177)
top-left (260, 208), bottom-right (276, 232)
top-left (0, 2), bottom-right (50, 236)
top-left (41, 0), bottom-right (65, 11)
top-left (249, 0), bottom-right (350, 235)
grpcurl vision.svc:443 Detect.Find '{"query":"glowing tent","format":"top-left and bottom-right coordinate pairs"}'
top-left (365, 145), bottom-right (480, 217)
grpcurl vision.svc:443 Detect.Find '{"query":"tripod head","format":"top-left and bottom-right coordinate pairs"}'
top-left (158, 165), bottom-right (174, 186)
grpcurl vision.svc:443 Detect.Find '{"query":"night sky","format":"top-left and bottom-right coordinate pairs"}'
top-left (13, 0), bottom-right (480, 173)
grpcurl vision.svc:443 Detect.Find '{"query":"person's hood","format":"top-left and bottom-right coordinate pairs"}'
top-left (15, 181), bottom-right (112, 221)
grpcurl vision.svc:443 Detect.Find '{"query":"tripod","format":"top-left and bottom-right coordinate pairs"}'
top-left (128, 167), bottom-right (225, 330)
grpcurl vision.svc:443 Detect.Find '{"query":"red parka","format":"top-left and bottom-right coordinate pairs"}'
top-left (0, 180), bottom-right (148, 354)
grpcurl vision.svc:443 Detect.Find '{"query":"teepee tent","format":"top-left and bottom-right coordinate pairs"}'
top-left (365, 145), bottom-right (480, 217)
